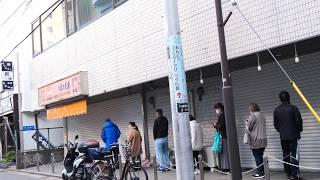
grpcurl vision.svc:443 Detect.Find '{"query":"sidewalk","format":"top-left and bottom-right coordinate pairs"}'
top-left (17, 161), bottom-right (320, 180)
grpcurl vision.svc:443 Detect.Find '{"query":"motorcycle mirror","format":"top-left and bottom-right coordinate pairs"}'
top-left (75, 135), bottom-right (79, 140)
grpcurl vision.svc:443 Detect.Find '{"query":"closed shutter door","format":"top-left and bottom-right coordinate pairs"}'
top-left (232, 52), bottom-right (320, 169)
top-left (146, 88), bottom-right (172, 157)
top-left (68, 94), bottom-right (145, 158)
top-left (146, 77), bottom-right (223, 157)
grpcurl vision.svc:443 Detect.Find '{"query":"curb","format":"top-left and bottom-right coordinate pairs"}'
top-left (19, 169), bottom-right (61, 178)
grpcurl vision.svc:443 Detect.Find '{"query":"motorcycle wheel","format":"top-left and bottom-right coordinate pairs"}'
top-left (91, 161), bottom-right (114, 180)
top-left (75, 165), bottom-right (89, 180)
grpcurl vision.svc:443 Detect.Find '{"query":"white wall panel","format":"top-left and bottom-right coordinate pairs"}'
top-left (27, 0), bottom-right (320, 111)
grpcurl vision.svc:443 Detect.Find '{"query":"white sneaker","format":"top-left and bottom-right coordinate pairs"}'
top-left (194, 169), bottom-right (200, 175)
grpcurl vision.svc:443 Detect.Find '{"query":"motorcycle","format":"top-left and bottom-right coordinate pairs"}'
top-left (62, 135), bottom-right (100, 180)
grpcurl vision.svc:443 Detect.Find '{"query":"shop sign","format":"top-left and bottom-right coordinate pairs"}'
top-left (38, 72), bottom-right (88, 106)
top-left (1, 61), bottom-right (14, 90)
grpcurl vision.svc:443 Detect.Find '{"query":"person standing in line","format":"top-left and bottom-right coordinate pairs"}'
top-left (189, 115), bottom-right (204, 175)
top-left (128, 122), bottom-right (143, 159)
top-left (213, 103), bottom-right (230, 172)
top-left (153, 109), bottom-right (170, 173)
top-left (274, 91), bottom-right (303, 180)
top-left (101, 118), bottom-right (121, 167)
top-left (246, 103), bottom-right (267, 179)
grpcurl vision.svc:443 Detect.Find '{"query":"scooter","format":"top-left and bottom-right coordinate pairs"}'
top-left (62, 135), bottom-right (100, 180)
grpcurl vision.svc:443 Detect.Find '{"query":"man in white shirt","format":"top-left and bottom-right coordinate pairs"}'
top-left (189, 115), bottom-right (204, 175)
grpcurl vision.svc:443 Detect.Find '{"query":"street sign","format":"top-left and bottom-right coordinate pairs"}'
top-left (1, 61), bottom-right (14, 90)
top-left (23, 125), bottom-right (35, 131)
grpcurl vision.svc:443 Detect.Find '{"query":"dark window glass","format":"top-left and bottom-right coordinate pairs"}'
top-left (114, 0), bottom-right (127, 7)
top-left (67, 0), bottom-right (76, 35)
top-left (76, 0), bottom-right (113, 28)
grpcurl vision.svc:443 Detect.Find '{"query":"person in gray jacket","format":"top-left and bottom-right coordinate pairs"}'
top-left (246, 103), bottom-right (267, 179)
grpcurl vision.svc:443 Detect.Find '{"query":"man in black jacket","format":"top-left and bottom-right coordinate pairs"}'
top-left (153, 109), bottom-right (170, 172)
top-left (274, 91), bottom-right (303, 180)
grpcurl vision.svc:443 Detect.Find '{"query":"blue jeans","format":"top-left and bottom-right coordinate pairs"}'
top-left (155, 137), bottom-right (170, 169)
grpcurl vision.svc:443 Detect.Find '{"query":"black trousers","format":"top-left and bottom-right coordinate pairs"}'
top-left (193, 151), bottom-right (200, 169)
top-left (252, 148), bottom-right (265, 175)
top-left (281, 140), bottom-right (298, 178)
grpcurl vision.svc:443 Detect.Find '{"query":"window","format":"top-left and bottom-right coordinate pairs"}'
top-left (31, 0), bottom-right (128, 56)
top-left (76, 0), bottom-right (113, 28)
top-left (41, 1), bottom-right (67, 50)
top-left (66, 0), bottom-right (76, 35)
top-left (32, 18), bottom-right (42, 56)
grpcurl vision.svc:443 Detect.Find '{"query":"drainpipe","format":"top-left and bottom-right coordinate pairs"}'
top-left (141, 88), bottom-right (150, 159)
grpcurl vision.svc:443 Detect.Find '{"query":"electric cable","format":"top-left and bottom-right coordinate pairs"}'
top-left (0, 0), bottom-right (27, 31)
top-left (4, 0), bottom-right (32, 41)
top-left (0, 0), bottom-right (64, 63)
top-left (231, 2), bottom-right (320, 123)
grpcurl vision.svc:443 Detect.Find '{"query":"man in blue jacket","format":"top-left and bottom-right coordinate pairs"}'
top-left (101, 118), bottom-right (121, 167)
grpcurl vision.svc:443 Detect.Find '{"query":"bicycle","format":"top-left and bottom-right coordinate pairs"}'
top-left (90, 143), bottom-right (148, 180)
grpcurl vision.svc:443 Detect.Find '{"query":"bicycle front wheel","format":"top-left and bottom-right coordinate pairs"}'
top-left (124, 164), bottom-right (148, 180)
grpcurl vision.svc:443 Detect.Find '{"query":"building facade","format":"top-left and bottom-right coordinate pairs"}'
top-left (0, 0), bottom-right (319, 169)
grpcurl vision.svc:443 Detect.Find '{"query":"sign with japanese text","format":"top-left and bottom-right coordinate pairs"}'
top-left (38, 71), bottom-right (88, 106)
top-left (167, 35), bottom-right (189, 113)
top-left (1, 61), bottom-right (14, 90)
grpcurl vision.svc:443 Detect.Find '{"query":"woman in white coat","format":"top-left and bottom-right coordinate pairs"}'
top-left (189, 115), bottom-right (204, 174)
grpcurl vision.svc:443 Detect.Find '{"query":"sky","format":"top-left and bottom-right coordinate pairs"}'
top-left (0, 0), bottom-right (31, 58)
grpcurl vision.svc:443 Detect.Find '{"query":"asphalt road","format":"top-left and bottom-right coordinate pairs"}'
top-left (0, 169), bottom-right (60, 180)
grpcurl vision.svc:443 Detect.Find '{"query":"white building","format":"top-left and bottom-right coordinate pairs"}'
top-left (0, 0), bottom-right (320, 170)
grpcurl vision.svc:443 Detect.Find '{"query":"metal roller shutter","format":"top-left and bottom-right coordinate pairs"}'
top-left (232, 52), bottom-right (320, 169)
top-left (146, 88), bottom-right (172, 158)
top-left (67, 94), bottom-right (145, 159)
top-left (145, 52), bottom-right (320, 170)
top-left (146, 76), bottom-right (223, 158)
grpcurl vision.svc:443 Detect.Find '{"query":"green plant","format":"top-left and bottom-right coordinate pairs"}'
top-left (2, 151), bottom-right (16, 163)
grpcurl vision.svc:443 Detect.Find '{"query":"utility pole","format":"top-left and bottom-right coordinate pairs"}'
top-left (214, 0), bottom-right (242, 180)
top-left (162, 0), bottom-right (195, 180)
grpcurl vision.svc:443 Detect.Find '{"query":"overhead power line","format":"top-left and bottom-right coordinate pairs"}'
top-left (0, 0), bottom-right (28, 31)
top-left (4, 0), bottom-right (32, 40)
top-left (0, 0), bottom-right (63, 62)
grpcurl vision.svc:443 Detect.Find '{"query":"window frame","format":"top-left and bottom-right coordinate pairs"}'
top-left (31, 17), bottom-right (43, 57)
top-left (113, 0), bottom-right (127, 8)
top-left (31, 0), bottom-right (128, 57)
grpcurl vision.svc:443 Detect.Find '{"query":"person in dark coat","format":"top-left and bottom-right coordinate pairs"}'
top-left (274, 91), bottom-right (303, 180)
top-left (213, 103), bottom-right (230, 172)
top-left (153, 109), bottom-right (170, 172)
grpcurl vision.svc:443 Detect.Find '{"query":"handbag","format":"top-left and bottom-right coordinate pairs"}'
top-left (212, 131), bottom-right (222, 153)
top-left (243, 131), bottom-right (250, 144)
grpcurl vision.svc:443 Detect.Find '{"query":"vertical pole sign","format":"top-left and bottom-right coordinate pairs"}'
top-left (163, 0), bottom-right (195, 179)
top-left (1, 61), bottom-right (14, 90)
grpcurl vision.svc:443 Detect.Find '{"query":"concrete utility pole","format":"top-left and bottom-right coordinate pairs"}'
top-left (214, 0), bottom-right (242, 180)
top-left (162, 0), bottom-right (195, 180)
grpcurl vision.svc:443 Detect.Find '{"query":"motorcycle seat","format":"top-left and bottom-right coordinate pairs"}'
top-left (88, 148), bottom-right (112, 160)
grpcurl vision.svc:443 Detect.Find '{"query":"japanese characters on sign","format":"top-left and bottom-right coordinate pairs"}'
top-left (1, 61), bottom-right (14, 90)
top-left (38, 72), bottom-right (88, 106)
top-left (167, 35), bottom-right (189, 113)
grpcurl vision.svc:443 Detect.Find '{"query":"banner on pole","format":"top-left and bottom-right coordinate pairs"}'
top-left (167, 35), bottom-right (189, 113)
